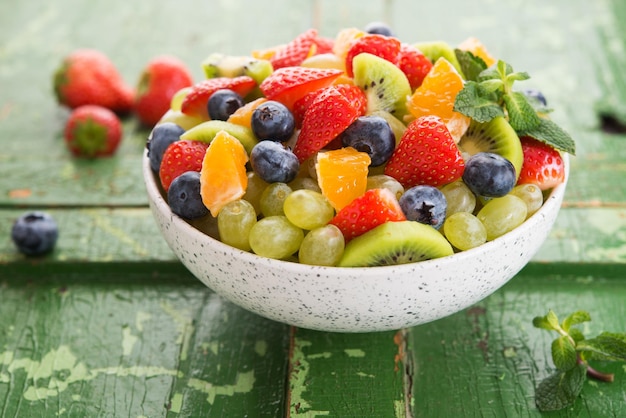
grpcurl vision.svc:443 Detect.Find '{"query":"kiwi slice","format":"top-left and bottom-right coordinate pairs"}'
top-left (413, 41), bottom-right (464, 78)
top-left (201, 53), bottom-right (273, 84)
top-left (181, 120), bottom-right (258, 154)
top-left (458, 117), bottom-right (524, 178)
top-left (338, 221), bottom-right (453, 267)
top-left (352, 53), bottom-right (412, 120)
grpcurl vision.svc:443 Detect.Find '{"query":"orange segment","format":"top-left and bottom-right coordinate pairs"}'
top-left (315, 147), bottom-right (371, 211)
top-left (457, 37), bottom-right (496, 67)
top-left (200, 130), bottom-right (249, 216)
top-left (332, 28), bottom-right (365, 62)
top-left (227, 97), bottom-right (267, 130)
top-left (406, 57), bottom-right (471, 142)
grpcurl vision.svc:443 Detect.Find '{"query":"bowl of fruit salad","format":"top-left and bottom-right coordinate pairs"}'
top-left (143, 28), bottom-right (573, 332)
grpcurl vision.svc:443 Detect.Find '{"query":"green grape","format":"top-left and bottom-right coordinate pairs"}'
top-left (510, 183), bottom-right (544, 218)
top-left (259, 182), bottom-right (292, 217)
top-left (217, 199), bottom-right (257, 251)
top-left (477, 194), bottom-right (527, 241)
top-left (298, 224), bottom-right (345, 266)
top-left (243, 171), bottom-right (269, 215)
top-left (443, 212), bottom-right (487, 251)
top-left (366, 174), bottom-right (404, 200)
top-left (189, 213), bottom-right (220, 240)
top-left (440, 181), bottom-right (476, 216)
top-left (288, 176), bottom-right (321, 193)
top-left (283, 189), bottom-right (334, 230)
top-left (249, 216), bottom-right (304, 259)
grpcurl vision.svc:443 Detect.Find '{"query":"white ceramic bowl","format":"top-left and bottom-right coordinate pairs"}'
top-left (143, 151), bottom-right (568, 332)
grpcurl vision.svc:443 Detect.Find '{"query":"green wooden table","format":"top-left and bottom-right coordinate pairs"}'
top-left (1, 0), bottom-right (625, 416)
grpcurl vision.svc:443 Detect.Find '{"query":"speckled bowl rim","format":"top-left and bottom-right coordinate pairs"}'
top-left (143, 149), bottom-right (569, 332)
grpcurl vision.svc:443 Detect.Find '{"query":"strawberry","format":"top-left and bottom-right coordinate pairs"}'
top-left (53, 49), bottom-right (134, 114)
top-left (159, 140), bottom-right (209, 192)
top-left (180, 76), bottom-right (257, 120)
top-left (270, 29), bottom-right (318, 69)
top-left (384, 115), bottom-right (465, 188)
top-left (292, 83), bottom-right (366, 128)
top-left (396, 43), bottom-right (433, 89)
top-left (134, 55), bottom-right (194, 127)
top-left (292, 85), bottom-right (365, 162)
top-left (517, 136), bottom-right (565, 190)
top-left (344, 34), bottom-right (401, 78)
top-left (64, 105), bottom-right (123, 158)
top-left (329, 188), bottom-right (406, 241)
top-left (313, 35), bottom-right (335, 55)
top-left (259, 66), bottom-right (342, 110)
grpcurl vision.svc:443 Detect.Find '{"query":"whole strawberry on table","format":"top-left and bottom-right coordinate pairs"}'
top-left (144, 25), bottom-right (574, 268)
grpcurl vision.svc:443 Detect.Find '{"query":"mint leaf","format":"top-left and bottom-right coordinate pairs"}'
top-left (454, 49), bottom-right (488, 82)
top-left (506, 71), bottom-right (531, 83)
top-left (518, 118), bottom-right (576, 154)
top-left (503, 91), bottom-right (542, 132)
top-left (562, 310), bottom-right (591, 332)
top-left (535, 364), bottom-right (587, 411)
top-left (552, 335), bottom-right (578, 370)
top-left (453, 81), bottom-right (504, 123)
top-left (569, 328), bottom-right (586, 344)
top-left (533, 314), bottom-right (558, 331)
top-left (577, 332), bottom-right (626, 362)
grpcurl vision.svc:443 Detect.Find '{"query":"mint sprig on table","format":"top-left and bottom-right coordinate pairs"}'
top-left (532, 310), bottom-right (626, 411)
top-left (453, 50), bottom-right (576, 155)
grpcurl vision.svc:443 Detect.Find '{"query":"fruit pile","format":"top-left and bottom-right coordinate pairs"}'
top-left (147, 24), bottom-right (574, 267)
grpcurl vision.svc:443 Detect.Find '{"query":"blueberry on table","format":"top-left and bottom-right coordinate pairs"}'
top-left (340, 115), bottom-right (395, 166)
top-left (250, 140), bottom-right (300, 184)
top-left (11, 211), bottom-right (59, 256)
top-left (167, 171), bottom-right (209, 220)
top-left (251, 100), bottom-right (295, 142)
top-left (207, 89), bottom-right (245, 121)
top-left (399, 185), bottom-right (447, 230)
top-left (147, 122), bottom-right (185, 172)
top-left (462, 152), bottom-right (517, 198)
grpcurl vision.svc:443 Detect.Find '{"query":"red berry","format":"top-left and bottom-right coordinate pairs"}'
top-left (270, 29), bottom-right (318, 69)
top-left (292, 85), bottom-right (366, 163)
top-left (396, 43), bottom-right (433, 89)
top-left (159, 140), bottom-right (209, 192)
top-left (344, 34), bottom-right (402, 78)
top-left (330, 188), bottom-right (406, 241)
top-left (134, 55), bottom-right (194, 127)
top-left (384, 115), bottom-right (465, 188)
top-left (53, 49), bottom-right (135, 114)
top-left (181, 76), bottom-right (257, 120)
top-left (517, 137), bottom-right (565, 190)
top-left (64, 105), bottom-right (123, 158)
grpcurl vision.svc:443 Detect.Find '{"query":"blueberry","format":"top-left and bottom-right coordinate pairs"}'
top-left (147, 122), bottom-right (185, 172)
top-left (339, 115), bottom-right (395, 166)
top-left (462, 152), bottom-right (516, 198)
top-left (167, 171), bottom-right (209, 219)
top-left (207, 89), bottom-right (245, 121)
top-left (364, 21), bottom-right (395, 37)
top-left (11, 211), bottom-right (59, 256)
top-left (250, 140), bottom-right (300, 183)
top-left (522, 88), bottom-right (548, 107)
top-left (251, 101), bottom-right (295, 142)
top-left (399, 185), bottom-right (447, 230)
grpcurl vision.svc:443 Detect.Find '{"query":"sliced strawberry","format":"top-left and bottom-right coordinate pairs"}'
top-left (180, 76), bottom-right (257, 119)
top-left (292, 85), bottom-right (363, 163)
top-left (517, 136), bottom-right (565, 190)
top-left (384, 115), bottom-right (465, 188)
top-left (396, 43), bottom-right (433, 89)
top-left (344, 34), bottom-right (402, 78)
top-left (159, 140), bottom-right (209, 192)
top-left (259, 66), bottom-right (342, 110)
top-left (292, 83), bottom-right (366, 128)
top-left (270, 29), bottom-right (318, 69)
top-left (329, 188), bottom-right (406, 241)
top-left (313, 35), bottom-right (335, 55)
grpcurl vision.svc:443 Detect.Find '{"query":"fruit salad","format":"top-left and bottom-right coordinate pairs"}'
top-left (146, 25), bottom-right (574, 268)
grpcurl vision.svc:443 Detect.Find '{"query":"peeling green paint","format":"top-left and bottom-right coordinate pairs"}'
top-left (122, 325), bottom-right (138, 356)
top-left (84, 209), bottom-right (149, 257)
top-left (307, 352), bottom-right (332, 360)
top-left (394, 399), bottom-right (407, 418)
top-left (289, 338), bottom-right (330, 416)
top-left (188, 370), bottom-right (255, 404)
top-left (254, 340), bottom-right (267, 356)
top-left (344, 348), bottom-right (366, 358)
top-left (356, 371), bottom-right (375, 378)
top-left (160, 300), bottom-right (194, 361)
top-left (169, 392), bottom-right (183, 413)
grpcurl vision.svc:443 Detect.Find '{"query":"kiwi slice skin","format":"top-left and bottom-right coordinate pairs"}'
top-left (458, 117), bottom-right (524, 178)
top-left (338, 221), bottom-right (453, 267)
top-left (352, 53), bottom-right (412, 120)
top-left (413, 41), bottom-right (464, 78)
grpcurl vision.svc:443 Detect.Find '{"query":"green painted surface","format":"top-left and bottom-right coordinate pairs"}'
top-left (1, 0), bottom-right (626, 416)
